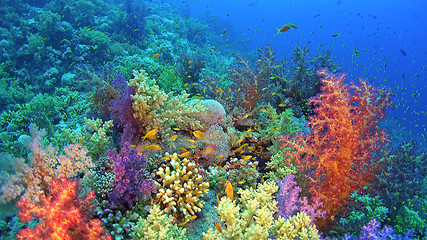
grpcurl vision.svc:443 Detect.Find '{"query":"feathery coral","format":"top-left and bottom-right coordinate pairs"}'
top-left (279, 69), bottom-right (393, 228)
top-left (16, 177), bottom-right (111, 240)
top-left (1, 124), bottom-right (93, 203)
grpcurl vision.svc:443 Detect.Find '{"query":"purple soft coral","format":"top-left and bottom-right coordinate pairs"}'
top-left (277, 174), bottom-right (326, 222)
top-left (107, 142), bottom-right (156, 210)
top-left (109, 75), bottom-right (143, 145)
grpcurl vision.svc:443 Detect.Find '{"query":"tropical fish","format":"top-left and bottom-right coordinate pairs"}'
top-left (187, 139), bottom-right (196, 143)
top-left (231, 134), bottom-right (236, 147)
top-left (169, 135), bottom-right (178, 141)
top-left (289, 23), bottom-right (298, 29)
top-left (142, 128), bottom-right (158, 141)
top-left (196, 144), bottom-right (217, 157)
top-left (178, 215), bottom-right (197, 227)
top-left (215, 155), bottom-right (224, 159)
top-left (152, 53), bottom-right (160, 59)
top-left (188, 145), bottom-right (197, 149)
top-left (216, 194), bottom-right (220, 204)
top-left (242, 155), bottom-right (252, 161)
top-left (269, 75), bottom-right (280, 79)
top-left (179, 151), bottom-right (191, 158)
top-left (332, 33), bottom-right (340, 37)
top-left (144, 144), bottom-right (161, 150)
top-left (275, 24), bottom-right (291, 36)
top-left (235, 138), bottom-right (244, 145)
top-left (221, 28), bottom-right (227, 36)
top-left (193, 131), bottom-right (206, 140)
top-left (215, 221), bottom-right (223, 233)
top-left (225, 181), bottom-right (233, 201)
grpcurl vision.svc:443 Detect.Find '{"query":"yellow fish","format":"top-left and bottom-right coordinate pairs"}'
top-left (215, 155), bottom-right (224, 159)
top-left (225, 181), bottom-right (233, 201)
top-left (178, 215), bottom-right (197, 227)
top-left (142, 128), bottom-right (158, 141)
top-left (242, 155), bottom-right (252, 161)
top-left (144, 144), bottom-right (161, 150)
top-left (231, 134), bottom-right (236, 147)
top-left (169, 135), bottom-right (178, 141)
top-left (179, 151), bottom-right (191, 158)
top-left (235, 138), bottom-right (244, 145)
top-left (216, 194), bottom-right (220, 204)
top-left (187, 139), bottom-right (196, 143)
top-left (152, 53), bottom-right (160, 59)
top-left (193, 131), bottom-right (206, 140)
top-left (188, 145), bottom-right (197, 149)
top-left (269, 75), bottom-right (280, 79)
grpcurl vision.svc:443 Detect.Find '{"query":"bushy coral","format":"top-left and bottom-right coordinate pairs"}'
top-left (16, 177), bottom-right (111, 240)
top-left (203, 181), bottom-right (320, 240)
top-left (1, 124), bottom-right (93, 203)
top-left (278, 69), bottom-right (393, 228)
top-left (130, 69), bottom-right (205, 131)
top-left (107, 142), bottom-right (156, 210)
top-left (155, 153), bottom-right (209, 220)
top-left (131, 205), bottom-right (188, 240)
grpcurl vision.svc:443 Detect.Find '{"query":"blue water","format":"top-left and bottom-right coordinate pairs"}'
top-left (183, 0), bottom-right (427, 148)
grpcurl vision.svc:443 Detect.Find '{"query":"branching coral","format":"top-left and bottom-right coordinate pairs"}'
top-left (203, 181), bottom-right (320, 240)
top-left (155, 153), bottom-right (209, 220)
top-left (16, 177), bottom-right (111, 240)
top-left (278, 69), bottom-right (393, 228)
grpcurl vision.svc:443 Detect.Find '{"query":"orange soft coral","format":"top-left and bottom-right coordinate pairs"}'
top-left (278, 69), bottom-right (393, 229)
top-left (16, 177), bottom-right (111, 240)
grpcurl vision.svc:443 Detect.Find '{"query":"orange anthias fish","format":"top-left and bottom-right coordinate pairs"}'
top-left (193, 130), bottom-right (206, 140)
top-left (215, 221), bottom-right (223, 233)
top-left (152, 53), bottom-right (160, 59)
top-left (225, 181), bottom-right (233, 201)
top-left (196, 144), bottom-right (217, 157)
top-left (142, 128), bottom-right (158, 141)
top-left (275, 24), bottom-right (291, 36)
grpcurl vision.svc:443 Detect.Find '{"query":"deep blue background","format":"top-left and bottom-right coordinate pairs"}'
top-left (174, 0), bottom-right (427, 149)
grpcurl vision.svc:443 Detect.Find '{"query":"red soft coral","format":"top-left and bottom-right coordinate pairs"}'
top-left (16, 177), bottom-right (111, 240)
top-left (278, 69), bottom-right (393, 229)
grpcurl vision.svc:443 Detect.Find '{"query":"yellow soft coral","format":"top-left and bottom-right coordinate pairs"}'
top-left (155, 153), bottom-right (209, 220)
top-left (203, 181), bottom-right (320, 240)
top-left (131, 205), bottom-right (187, 240)
top-left (129, 69), bottom-right (205, 130)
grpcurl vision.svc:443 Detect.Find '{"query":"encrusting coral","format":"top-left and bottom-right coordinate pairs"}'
top-left (129, 69), bottom-right (205, 130)
top-left (155, 153), bottom-right (209, 220)
top-left (203, 181), bottom-right (320, 240)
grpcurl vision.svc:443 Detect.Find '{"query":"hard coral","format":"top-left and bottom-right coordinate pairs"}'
top-left (279, 69), bottom-right (393, 229)
top-left (16, 177), bottom-right (111, 240)
top-left (155, 153), bottom-right (209, 220)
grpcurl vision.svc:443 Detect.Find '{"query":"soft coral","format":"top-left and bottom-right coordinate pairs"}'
top-left (16, 177), bottom-right (111, 240)
top-left (279, 69), bottom-right (393, 229)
